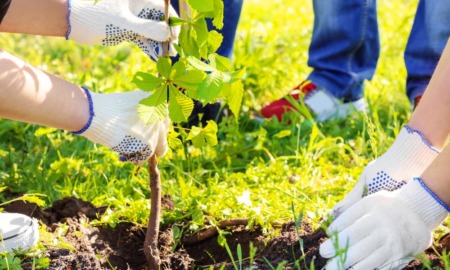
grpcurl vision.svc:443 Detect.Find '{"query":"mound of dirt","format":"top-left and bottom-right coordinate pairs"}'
top-left (4, 197), bottom-right (449, 269)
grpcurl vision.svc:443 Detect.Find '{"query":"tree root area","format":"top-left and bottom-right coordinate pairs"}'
top-left (5, 197), bottom-right (448, 270)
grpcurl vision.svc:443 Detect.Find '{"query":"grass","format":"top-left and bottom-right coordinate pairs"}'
top-left (1, 0), bottom-right (449, 268)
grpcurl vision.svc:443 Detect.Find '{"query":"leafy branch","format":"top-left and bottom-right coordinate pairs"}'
top-left (133, 0), bottom-right (245, 145)
top-left (139, 0), bottom-right (244, 268)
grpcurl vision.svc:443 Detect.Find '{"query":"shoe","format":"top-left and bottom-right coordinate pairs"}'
top-left (260, 81), bottom-right (367, 122)
top-left (0, 213), bottom-right (39, 252)
top-left (413, 94), bottom-right (422, 111)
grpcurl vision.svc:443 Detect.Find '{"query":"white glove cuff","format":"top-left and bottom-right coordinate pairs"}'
top-left (380, 125), bottom-right (440, 178)
top-left (73, 87), bottom-right (149, 148)
top-left (399, 178), bottom-right (449, 231)
top-left (66, 0), bottom-right (109, 44)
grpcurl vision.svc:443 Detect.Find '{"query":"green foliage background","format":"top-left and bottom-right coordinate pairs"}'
top-left (1, 0), bottom-right (448, 262)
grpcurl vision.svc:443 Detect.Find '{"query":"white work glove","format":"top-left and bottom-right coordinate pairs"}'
top-left (74, 88), bottom-right (169, 165)
top-left (320, 178), bottom-right (449, 270)
top-left (67, 0), bottom-right (179, 60)
top-left (332, 125), bottom-right (439, 217)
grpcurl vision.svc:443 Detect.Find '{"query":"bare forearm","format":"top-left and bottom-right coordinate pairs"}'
top-left (0, 50), bottom-right (89, 131)
top-left (421, 145), bottom-right (450, 207)
top-left (0, 0), bottom-right (68, 36)
top-left (408, 38), bottom-right (450, 150)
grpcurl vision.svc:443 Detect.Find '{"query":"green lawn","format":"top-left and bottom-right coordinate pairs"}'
top-left (1, 0), bottom-right (448, 268)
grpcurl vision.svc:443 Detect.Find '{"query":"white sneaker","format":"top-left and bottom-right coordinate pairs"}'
top-left (0, 213), bottom-right (39, 252)
top-left (261, 81), bottom-right (368, 122)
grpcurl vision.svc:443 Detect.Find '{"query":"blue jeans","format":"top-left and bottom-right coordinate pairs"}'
top-left (307, 0), bottom-right (450, 104)
top-left (170, 0), bottom-right (243, 126)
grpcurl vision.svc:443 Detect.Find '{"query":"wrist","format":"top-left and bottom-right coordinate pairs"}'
top-left (73, 89), bottom-right (151, 148)
top-left (398, 178), bottom-right (449, 231)
top-left (67, 0), bottom-right (106, 43)
top-left (73, 87), bottom-right (94, 134)
top-left (376, 125), bottom-right (439, 179)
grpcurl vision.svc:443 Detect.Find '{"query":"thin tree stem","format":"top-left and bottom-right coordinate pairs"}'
top-left (144, 155), bottom-right (161, 269)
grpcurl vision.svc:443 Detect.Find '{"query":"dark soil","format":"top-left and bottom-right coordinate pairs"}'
top-left (4, 197), bottom-right (449, 269)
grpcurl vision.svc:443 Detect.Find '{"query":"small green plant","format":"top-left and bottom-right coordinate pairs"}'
top-left (248, 242), bottom-right (257, 268)
top-left (0, 253), bottom-right (22, 270)
top-left (263, 256), bottom-right (287, 270)
top-left (291, 202), bottom-right (307, 269)
top-left (0, 186), bottom-right (46, 211)
top-left (331, 230), bottom-right (349, 270)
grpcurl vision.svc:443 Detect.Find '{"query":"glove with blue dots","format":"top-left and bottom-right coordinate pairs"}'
top-left (67, 0), bottom-right (180, 61)
top-left (331, 125), bottom-right (440, 218)
top-left (74, 88), bottom-right (169, 165)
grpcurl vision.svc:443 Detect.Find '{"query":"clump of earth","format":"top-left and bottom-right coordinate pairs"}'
top-left (4, 197), bottom-right (448, 269)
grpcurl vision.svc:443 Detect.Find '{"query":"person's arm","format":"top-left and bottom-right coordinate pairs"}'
top-left (408, 40), bottom-right (450, 149)
top-left (320, 38), bottom-right (450, 270)
top-left (0, 0), bottom-right (68, 36)
top-left (0, 0), bottom-right (179, 60)
top-left (0, 49), bottom-right (169, 164)
top-left (330, 38), bottom-right (450, 217)
top-left (0, 50), bottom-right (89, 131)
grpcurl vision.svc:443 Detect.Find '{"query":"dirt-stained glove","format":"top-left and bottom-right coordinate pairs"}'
top-left (332, 125), bottom-right (439, 217)
top-left (74, 87), bottom-right (169, 165)
top-left (320, 178), bottom-right (449, 270)
top-left (67, 0), bottom-right (179, 60)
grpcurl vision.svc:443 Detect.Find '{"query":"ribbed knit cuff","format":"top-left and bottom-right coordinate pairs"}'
top-left (65, 0), bottom-right (72, 39)
top-left (73, 89), bottom-right (151, 148)
top-left (73, 87), bottom-right (94, 135)
top-left (399, 178), bottom-right (449, 231)
top-left (380, 126), bottom-right (439, 179)
top-left (67, 0), bottom-right (106, 43)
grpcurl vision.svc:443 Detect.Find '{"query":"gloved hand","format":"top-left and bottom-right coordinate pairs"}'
top-left (74, 88), bottom-right (169, 165)
top-left (332, 125), bottom-right (439, 217)
top-left (320, 178), bottom-right (449, 270)
top-left (67, 0), bottom-right (180, 60)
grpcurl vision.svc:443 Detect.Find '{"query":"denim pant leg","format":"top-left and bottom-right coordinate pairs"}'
top-left (404, 0), bottom-right (450, 104)
top-left (307, 0), bottom-right (380, 102)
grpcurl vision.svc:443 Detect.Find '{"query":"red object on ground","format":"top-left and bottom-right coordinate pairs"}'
top-left (260, 81), bottom-right (317, 121)
top-left (414, 95), bottom-right (422, 110)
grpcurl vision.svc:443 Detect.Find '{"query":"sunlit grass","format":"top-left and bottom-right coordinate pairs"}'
top-left (2, 0), bottom-right (447, 268)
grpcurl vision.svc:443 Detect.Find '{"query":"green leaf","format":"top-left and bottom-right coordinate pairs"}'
top-left (169, 16), bottom-right (188, 26)
top-left (171, 61), bottom-right (187, 79)
top-left (187, 56), bottom-right (215, 72)
top-left (168, 84), bottom-right (194, 123)
top-left (217, 233), bottom-right (226, 247)
top-left (132, 72), bottom-right (164, 91)
top-left (197, 71), bottom-right (224, 103)
top-left (273, 130), bottom-right (292, 139)
top-left (34, 127), bottom-right (57, 136)
top-left (207, 30), bottom-right (223, 53)
top-left (186, 0), bottom-right (214, 13)
top-left (173, 43), bottom-right (185, 58)
top-left (208, 53), bottom-right (231, 71)
top-left (157, 57), bottom-right (172, 79)
top-left (192, 18), bottom-right (209, 46)
top-left (191, 208), bottom-right (205, 224)
top-left (230, 67), bottom-right (247, 82)
top-left (222, 80), bottom-right (244, 119)
top-left (212, 0), bottom-right (224, 29)
top-left (138, 87), bottom-right (168, 124)
top-left (173, 69), bottom-right (205, 91)
top-left (186, 120), bottom-right (218, 147)
top-left (179, 28), bottom-right (200, 58)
